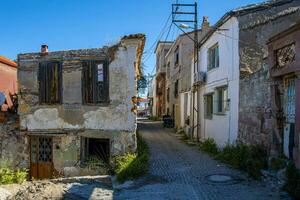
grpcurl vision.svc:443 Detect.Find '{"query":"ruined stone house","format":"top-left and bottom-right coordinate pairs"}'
top-left (16, 34), bottom-right (145, 179)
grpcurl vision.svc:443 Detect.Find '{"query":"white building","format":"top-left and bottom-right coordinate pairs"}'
top-left (192, 17), bottom-right (239, 147)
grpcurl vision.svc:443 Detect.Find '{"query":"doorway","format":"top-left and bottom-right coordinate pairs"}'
top-left (283, 77), bottom-right (296, 158)
top-left (30, 136), bottom-right (53, 179)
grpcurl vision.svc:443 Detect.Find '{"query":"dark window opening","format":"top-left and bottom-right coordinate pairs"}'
top-left (82, 60), bottom-right (109, 104)
top-left (204, 94), bottom-right (213, 119)
top-left (39, 62), bottom-right (62, 104)
top-left (174, 80), bottom-right (179, 98)
top-left (174, 46), bottom-right (179, 66)
top-left (82, 138), bottom-right (110, 162)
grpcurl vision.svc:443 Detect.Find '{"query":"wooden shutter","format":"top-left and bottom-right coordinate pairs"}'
top-left (39, 62), bottom-right (62, 104)
top-left (82, 60), bottom-right (109, 104)
top-left (82, 61), bottom-right (95, 104)
top-left (39, 63), bottom-right (47, 103)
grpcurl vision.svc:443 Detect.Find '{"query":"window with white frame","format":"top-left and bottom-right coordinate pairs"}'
top-left (208, 43), bottom-right (219, 70)
top-left (213, 86), bottom-right (228, 114)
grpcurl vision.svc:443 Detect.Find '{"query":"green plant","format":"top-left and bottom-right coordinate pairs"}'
top-left (284, 163), bottom-right (300, 199)
top-left (0, 159), bottom-right (28, 185)
top-left (115, 133), bottom-right (149, 183)
top-left (14, 169), bottom-right (28, 184)
top-left (148, 116), bottom-right (160, 121)
top-left (215, 144), bottom-right (267, 179)
top-left (199, 138), bottom-right (219, 156)
top-left (269, 157), bottom-right (287, 171)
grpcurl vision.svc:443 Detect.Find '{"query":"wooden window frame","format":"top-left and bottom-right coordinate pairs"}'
top-left (38, 61), bottom-right (62, 104)
top-left (82, 60), bottom-right (109, 105)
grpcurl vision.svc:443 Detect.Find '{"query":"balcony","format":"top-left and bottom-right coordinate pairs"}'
top-left (193, 71), bottom-right (206, 86)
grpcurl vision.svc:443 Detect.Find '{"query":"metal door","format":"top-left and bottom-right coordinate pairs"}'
top-left (30, 136), bottom-right (53, 179)
top-left (283, 77), bottom-right (296, 158)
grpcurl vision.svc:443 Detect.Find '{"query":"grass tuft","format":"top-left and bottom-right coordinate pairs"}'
top-left (148, 116), bottom-right (160, 121)
top-left (114, 133), bottom-right (149, 183)
top-left (199, 138), bottom-right (219, 156)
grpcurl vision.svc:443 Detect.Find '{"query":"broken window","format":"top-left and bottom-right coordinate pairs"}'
top-left (208, 43), bottom-right (219, 70)
top-left (82, 60), bottom-right (109, 104)
top-left (39, 62), bottom-right (62, 104)
top-left (81, 138), bottom-right (110, 162)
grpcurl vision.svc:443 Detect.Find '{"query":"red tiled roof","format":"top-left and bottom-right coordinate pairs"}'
top-left (0, 56), bottom-right (17, 68)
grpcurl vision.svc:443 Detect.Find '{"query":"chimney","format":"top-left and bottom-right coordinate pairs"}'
top-left (40, 44), bottom-right (48, 56)
top-left (201, 16), bottom-right (210, 32)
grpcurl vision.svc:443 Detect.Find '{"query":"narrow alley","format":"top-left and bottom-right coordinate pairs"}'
top-left (115, 120), bottom-right (286, 200)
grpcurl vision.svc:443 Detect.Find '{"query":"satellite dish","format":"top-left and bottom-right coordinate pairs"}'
top-left (0, 92), bottom-right (6, 106)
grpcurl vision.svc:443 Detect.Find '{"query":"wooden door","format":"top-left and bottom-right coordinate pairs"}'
top-left (30, 136), bottom-right (53, 179)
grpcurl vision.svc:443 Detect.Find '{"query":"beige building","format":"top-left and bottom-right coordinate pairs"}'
top-left (153, 41), bottom-right (173, 118)
top-left (164, 19), bottom-right (209, 133)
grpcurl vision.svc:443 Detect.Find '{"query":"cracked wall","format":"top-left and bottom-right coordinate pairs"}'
top-left (17, 36), bottom-right (145, 176)
top-left (237, 1), bottom-right (300, 152)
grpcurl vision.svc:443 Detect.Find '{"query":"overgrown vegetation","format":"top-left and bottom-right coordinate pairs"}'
top-left (198, 138), bottom-right (267, 179)
top-left (284, 163), bottom-right (300, 199)
top-left (0, 159), bottom-right (28, 185)
top-left (269, 157), bottom-right (287, 171)
top-left (114, 133), bottom-right (149, 183)
top-left (148, 116), bottom-right (160, 121)
top-left (199, 138), bottom-right (219, 156)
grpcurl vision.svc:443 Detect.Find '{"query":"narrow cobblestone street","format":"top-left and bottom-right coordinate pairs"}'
top-left (115, 120), bottom-right (286, 200)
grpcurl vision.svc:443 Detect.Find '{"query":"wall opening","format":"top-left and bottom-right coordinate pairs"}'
top-left (82, 138), bottom-right (110, 163)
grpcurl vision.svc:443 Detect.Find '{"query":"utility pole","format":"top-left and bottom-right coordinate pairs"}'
top-left (172, 2), bottom-right (199, 141)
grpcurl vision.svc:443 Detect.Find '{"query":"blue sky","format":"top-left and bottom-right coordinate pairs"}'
top-left (1, 0), bottom-right (264, 75)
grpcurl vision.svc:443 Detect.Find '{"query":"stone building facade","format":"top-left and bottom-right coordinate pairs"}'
top-left (17, 34), bottom-right (145, 178)
top-left (154, 41), bottom-right (173, 118)
top-left (236, 0), bottom-right (300, 155)
top-left (267, 22), bottom-right (300, 168)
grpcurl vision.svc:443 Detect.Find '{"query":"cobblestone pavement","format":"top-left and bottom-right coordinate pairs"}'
top-left (114, 120), bottom-right (287, 200)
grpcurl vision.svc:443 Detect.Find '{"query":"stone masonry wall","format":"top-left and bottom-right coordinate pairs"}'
top-left (0, 114), bottom-right (29, 170)
top-left (17, 37), bottom-right (144, 176)
top-left (238, 1), bottom-right (300, 152)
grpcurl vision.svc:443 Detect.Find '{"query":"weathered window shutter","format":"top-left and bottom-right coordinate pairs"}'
top-left (39, 63), bottom-right (47, 103)
top-left (39, 62), bottom-right (62, 104)
top-left (82, 60), bottom-right (109, 104)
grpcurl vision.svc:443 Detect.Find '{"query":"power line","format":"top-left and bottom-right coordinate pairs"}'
top-left (149, 21), bottom-right (173, 75)
top-left (142, 13), bottom-right (172, 58)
